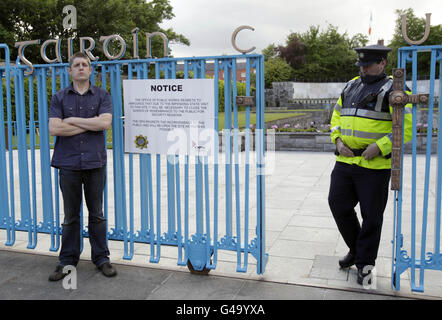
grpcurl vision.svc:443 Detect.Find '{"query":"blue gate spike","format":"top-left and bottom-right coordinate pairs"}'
top-left (0, 44), bottom-right (268, 277)
top-left (391, 45), bottom-right (442, 293)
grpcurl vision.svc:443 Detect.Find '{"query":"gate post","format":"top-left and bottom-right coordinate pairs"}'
top-left (0, 44), bottom-right (12, 244)
top-left (3, 127), bottom-right (7, 150)
top-left (256, 55), bottom-right (268, 275)
top-left (391, 44), bottom-right (442, 293)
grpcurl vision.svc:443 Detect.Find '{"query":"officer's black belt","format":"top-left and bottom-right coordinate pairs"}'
top-left (334, 148), bottom-right (365, 156)
top-left (350, 148), bottom-right (365, 156)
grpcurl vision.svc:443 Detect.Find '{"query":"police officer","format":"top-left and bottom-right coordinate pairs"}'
top-left (328, 44), bottom-right (412, 285)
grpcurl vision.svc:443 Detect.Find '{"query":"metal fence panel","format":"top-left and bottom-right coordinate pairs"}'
top-left (0, 46), bottom-right (268, 275)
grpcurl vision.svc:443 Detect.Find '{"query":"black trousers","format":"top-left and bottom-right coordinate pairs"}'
top-left (58, 166), bottom-right (110, 267)
top-left (328, 162), bottom-right (391, 269)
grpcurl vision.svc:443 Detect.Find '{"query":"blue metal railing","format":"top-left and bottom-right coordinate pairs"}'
top-left (392, 45), bottom-right (442, 292)
top-left (0, 46), bottom-right (268, 275)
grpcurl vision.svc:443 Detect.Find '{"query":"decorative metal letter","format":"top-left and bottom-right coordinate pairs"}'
top-left (99, 35), bottom-right (127, 60)
top-left (401, 13), bottom-right (431, 46)
top-left (231, 25), bottom-right (256, 54)
top-left (80, 37), bottom-right (98, 61)
top-left (132, 28), bottom-right (139, 59)
top-left (40, 39), bottom-right (62, 63)
top-left (67, 37), bottom-right (74, 62)
top-left (145, 32), bottom-right (168, 58)
top-left (63, 5), bottom-right (77, 31)
top-left (15, 40), bottom-right (40, 75)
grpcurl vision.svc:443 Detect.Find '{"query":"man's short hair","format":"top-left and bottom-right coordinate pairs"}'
top-left (69, 52), bottom-right (91, 68)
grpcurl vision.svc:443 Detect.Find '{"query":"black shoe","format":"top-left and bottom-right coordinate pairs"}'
top-left (338, 252), bottom-right (355, 268)
top-left (357, 268), bottom-right (372, 285)
top-left (98, 262), bottom-right (117, 277)
top-left (48, 265), bottom-right (67, 282)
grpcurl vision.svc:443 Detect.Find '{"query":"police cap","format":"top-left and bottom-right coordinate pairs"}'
top-left (354, 45), bottom-right (391, 67)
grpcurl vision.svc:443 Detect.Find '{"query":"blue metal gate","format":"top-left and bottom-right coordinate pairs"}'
top-left (0, 43), bottom-right (268, 275)
top-left (392, 44), bottom-right (442, 292)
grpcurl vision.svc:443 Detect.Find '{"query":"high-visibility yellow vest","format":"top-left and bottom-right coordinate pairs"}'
top-left (330, 75), bottom-right (413, 169)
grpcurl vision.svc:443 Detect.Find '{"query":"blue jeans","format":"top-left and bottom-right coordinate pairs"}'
top-left (58, 166), bottom-right (110, 267)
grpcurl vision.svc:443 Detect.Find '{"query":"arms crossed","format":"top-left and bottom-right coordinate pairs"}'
top-left (49, 113), bottom-right (112, 137)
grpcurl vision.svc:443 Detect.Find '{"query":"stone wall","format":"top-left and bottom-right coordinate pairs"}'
top-left (271, 132), bottom-right (335, 152)
top-left (264, 111), bottom-right (331, 129)
top-left (219, 132), bottom-right (438, 154)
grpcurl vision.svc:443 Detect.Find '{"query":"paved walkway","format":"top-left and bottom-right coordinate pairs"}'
top-left (1, 151), bottom-right (441, 300)
top-left (0, 249), bottom-right (410, 301)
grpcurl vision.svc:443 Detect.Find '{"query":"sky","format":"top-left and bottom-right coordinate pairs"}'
top-left (160, 0), bottom-right (441, 58)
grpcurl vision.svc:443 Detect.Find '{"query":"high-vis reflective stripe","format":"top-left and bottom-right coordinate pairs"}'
top-left (356, 109), bottom-right (392, 120)
top-left (334, 103), bottom-right (341, 112)
top-left (374, 79), bottom-right (393, 112)
top-left (341, 128), bottom-right (389, 140)
top-left (352, 130), bottom-right (389, 139)
top-left (342, 78), bottom-right (360, 101)
top-left (340, 108), bottom-right (392, 120)
top-left (331, 125), bottom-right (341, 132)
top-left (341, 129), bottom-right (352, 136)
top-left (340, 108), bottom-right (356, 116)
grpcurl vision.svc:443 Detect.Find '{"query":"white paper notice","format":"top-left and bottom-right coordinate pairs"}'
top-left (123, 79), bottom-right (215, 155)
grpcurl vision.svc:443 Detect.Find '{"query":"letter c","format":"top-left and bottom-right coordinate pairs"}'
top-left (231, 25), bottom-right (256, 54)
top-left (41, 39), bottom-right (62, 64)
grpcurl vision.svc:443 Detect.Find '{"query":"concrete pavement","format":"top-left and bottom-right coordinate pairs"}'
top-left (0, 249), bottom-right (412, 301)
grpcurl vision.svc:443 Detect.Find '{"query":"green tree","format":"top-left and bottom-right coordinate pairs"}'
top-left (0, 0), bottom-right (189, 63)
top-left (387, 8), bottom-right (442, 77)
top-left (263, 57), bottom-right (295, 89)
top-left (274, 24), bottom-right (368, 82)
top-left (262, 43), bottom-right (277, 61)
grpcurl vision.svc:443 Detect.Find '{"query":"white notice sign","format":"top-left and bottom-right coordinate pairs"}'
top-left (123, 79), bottom-right (215, 155)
